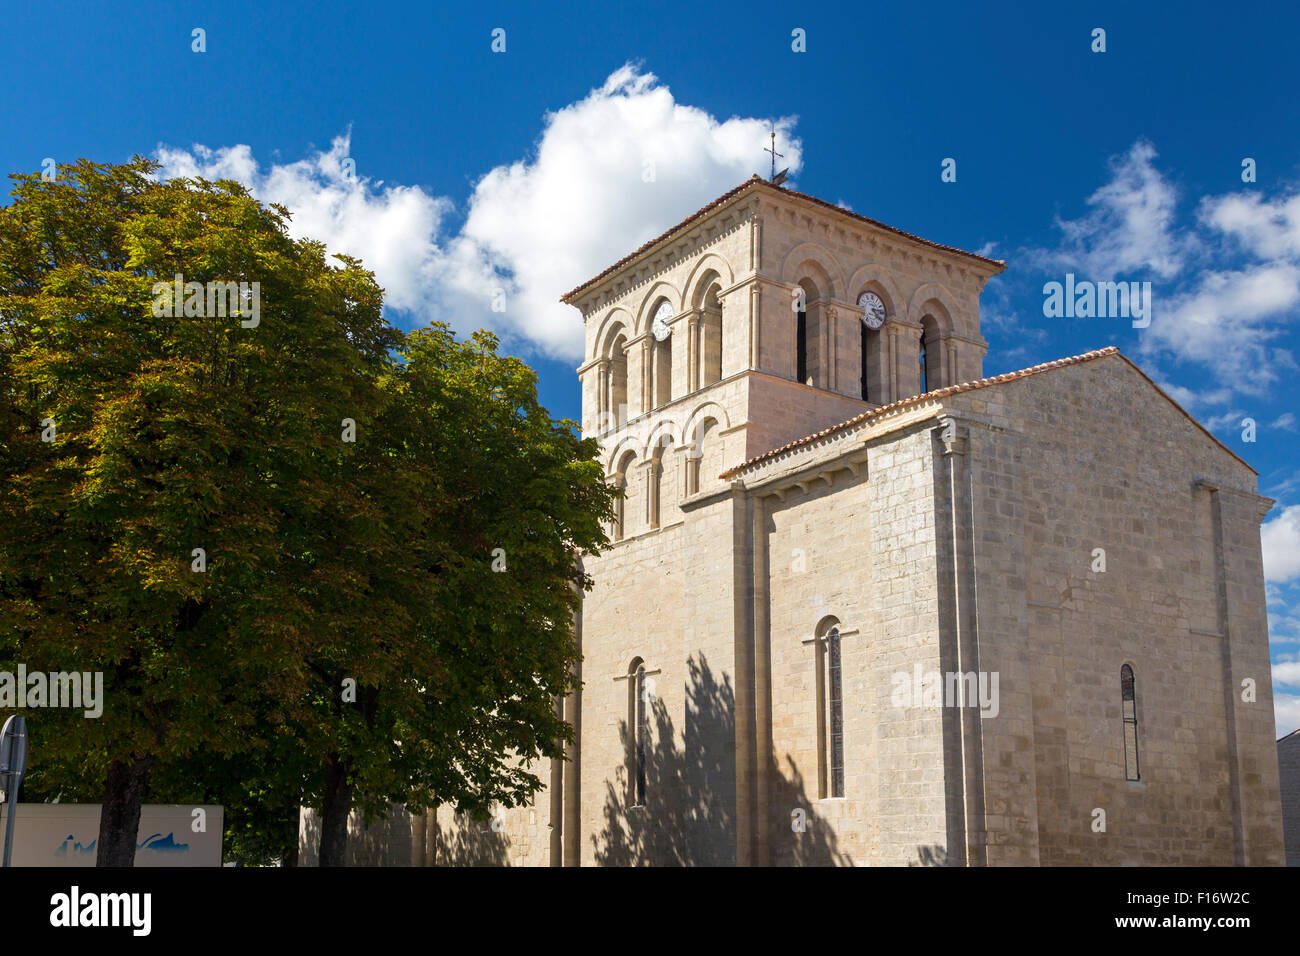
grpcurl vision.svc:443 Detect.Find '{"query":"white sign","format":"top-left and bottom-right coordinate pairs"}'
top-left (6, 804), bottom-right (222, 867)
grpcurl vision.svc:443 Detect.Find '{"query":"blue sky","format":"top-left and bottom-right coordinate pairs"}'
top-left (4, 1), bottom-right (1300, 732)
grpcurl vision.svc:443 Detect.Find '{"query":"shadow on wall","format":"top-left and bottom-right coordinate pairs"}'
top-left (436, 811), bottom-right (512, 866)
top-left (912, 845), bottom-right (951, 867)
top-left (592, 653), bottom-right (852, 866)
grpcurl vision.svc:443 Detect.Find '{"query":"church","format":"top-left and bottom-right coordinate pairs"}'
top-left (305, 175), bottom-right (1287, 866)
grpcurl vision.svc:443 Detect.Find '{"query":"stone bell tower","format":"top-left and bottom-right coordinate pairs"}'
top-left (563, 174), bottom-right (1005, 520)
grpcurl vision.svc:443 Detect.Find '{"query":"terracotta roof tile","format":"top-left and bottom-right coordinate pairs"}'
top-left (719, 346), bottom-right (1256, 479)
top-left (720, 347), bottom-right (1121, 478)
top-left (560, 175), bottom-right (1005, 305)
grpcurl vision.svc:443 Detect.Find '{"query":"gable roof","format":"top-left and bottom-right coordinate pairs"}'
top-left (560, 175), bottom-right (1006, 305)
top-left (720, 347), bottom-right (1255, 479)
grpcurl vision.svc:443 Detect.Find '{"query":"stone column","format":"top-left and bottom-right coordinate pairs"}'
top-left (641, 458), bottom-right (661, 529)
top-left (887, 324), bottom-right (900, 404)
top-left (595, 358), bottom-right (609, 430)
top-left (1201, 481), bottom-right (1286, 865)
top-left (747, 284), bottom-right (761, 371)
top-left (752, 493), bottom-right (772, 866)
top-left (688, 310), bottom-right (701, 393)
top-left (825, 306), bottom-right (839, 392)
top-left (640, 338), bottom-right (652, 414)
top-left (937, 417), bottom-right (988, 865)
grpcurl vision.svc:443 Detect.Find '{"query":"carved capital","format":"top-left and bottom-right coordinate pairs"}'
top-left (937, 417), bottom-right (967, 457)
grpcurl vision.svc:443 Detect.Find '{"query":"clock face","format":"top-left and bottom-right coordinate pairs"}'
top-left (859, 291), bottom-right (887, 330)
top-left (652, 302), bottom-right (674, 341)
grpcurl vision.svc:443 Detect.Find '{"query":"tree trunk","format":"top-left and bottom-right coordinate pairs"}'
top-left (96, 756), bottom-right (152, 867)
top-left (318, 756), bottom-right (353, 867)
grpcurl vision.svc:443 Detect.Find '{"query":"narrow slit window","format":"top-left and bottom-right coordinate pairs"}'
top-left (860, 324), bottom-right (870, 402)
top-left (1121, 664), bottom-right (1140, 781)
top-left (919, 331), bottom-right (929, 393)
top-left (827, 627), bottom-right (844, 797)
top-left (796, 308), bottom-right (808, 384)
top-left (635, 664), bottom-right (648, 805)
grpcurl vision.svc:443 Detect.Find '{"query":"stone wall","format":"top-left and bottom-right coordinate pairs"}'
top-left (939, 354), bottom-right (1284, 865)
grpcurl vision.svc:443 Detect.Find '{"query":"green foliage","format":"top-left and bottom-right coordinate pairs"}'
top-left (0, 157), bottom-right (614, 863)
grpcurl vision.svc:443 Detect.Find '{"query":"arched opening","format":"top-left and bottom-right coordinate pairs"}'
top-left (613, 450), bottom-right (638, 540)
top-left (606, 330), bottom-right (628, 428)
top-left (626, 657), bottom-right (650, 807)
top-left (918, 329), bottom-right (928, 394)
top-left (795, 278), bottom-right (821, 386)
top-left (649, 299), bottom-right (674, 408)
top-left (814, 617), bottom-right (845, 799)
top-left (920, 313), bottom-right (943, 394)
top-left (1121, 663), bottom-right (1140, 781)
top-left (856, 286), bottom-right (890, 403)
top-left (700, 281), bottom-right (723, 387)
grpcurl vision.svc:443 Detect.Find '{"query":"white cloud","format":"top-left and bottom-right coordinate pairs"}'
top-left (154, 135), bottom-right (453, 319)
top-left (1262, 504), bottom-right (1300, 583)
top-left (1025, 139), bottom-right (1300, 396)
top-left (1273, 659), bottom-right (1300, 687)
top-left (152, 65), bottom-right (800, 361)
top-left (1046, 140), bottom-right (1190, 280)
top-left (1200, 409), bottom-right (1249, 434)
top-left (1201, 191), bottom-right (1300, 261)
top-left (1143, 262), bottom-right (1300, 394)
top-left (1153, 380), bottom-right (1233, 414)
top-left (1275, 692), bottom-right (1300, 737)
top-left (1272, 411), bottom-right (1297, 430)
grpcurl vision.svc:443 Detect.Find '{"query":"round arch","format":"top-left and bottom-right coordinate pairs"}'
top-left (845, 265), bottom-right (906, 318)
top-left (645, 419), bottom-right (682, 459)
top-left (906, 282), bottom-right (963, 332)
top-left (779, 242), bottom-right (845, 300)
top-left (635, 282), bottom-right (684, 337)
top-left (683, 400), bottom-right (732, 443)
top-left (814, 614), bottom-right (842, 638)
top-left (604, 435), bottom-right (646, 475)
top-left (683, 254), bottom-right (735, 310)
top-left (594, 308), bottom-right (634, 358)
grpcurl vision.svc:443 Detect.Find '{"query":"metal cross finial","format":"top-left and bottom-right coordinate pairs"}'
top-left (765, 125), bottom-right (784, 181)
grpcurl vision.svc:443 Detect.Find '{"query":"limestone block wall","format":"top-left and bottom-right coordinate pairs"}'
top-left (860, 425), bottom-right (952, 865)
top-left (430, 794), bottom-right (556, 867)
top-left (576, 488), bottom-right (742, 866)
top-left (1279, 731), bottom-right (1300, 865)
top-left (761, 470), bottom-right (877, 865)
top-left (738, 372), bottom-right (871, 461)
top-left (941, 355), bottom-right (1284, 865)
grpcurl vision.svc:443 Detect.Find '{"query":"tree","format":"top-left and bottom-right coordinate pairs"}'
top-left (301, 324), bottom-right (613, 865)
top-left (0, 156), bottom-right (613, 866)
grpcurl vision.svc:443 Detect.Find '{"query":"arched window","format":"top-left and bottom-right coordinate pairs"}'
top-left (605, 331), bottom-right (628, 428)
top-left (700, 283), bottom-right (723, 387)
top-left (627, 658), bottom-right (650, 807)
top-left (794, 278), bottom-right (827, 387)
top-left (826, 626), bottom-right (844, 798)
top-left (814, 619), bottom-right (845, 799)
top-left (920, 315), bottom-right (942, 394)
top-left (796, 305), bottom-right (808, 385)
top-left (918, 330), bottom-right (929, 394)
top-left (1121, 664), bottom-right (1140, 781)
top-left (613, 451), bottom-right (637, 540)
